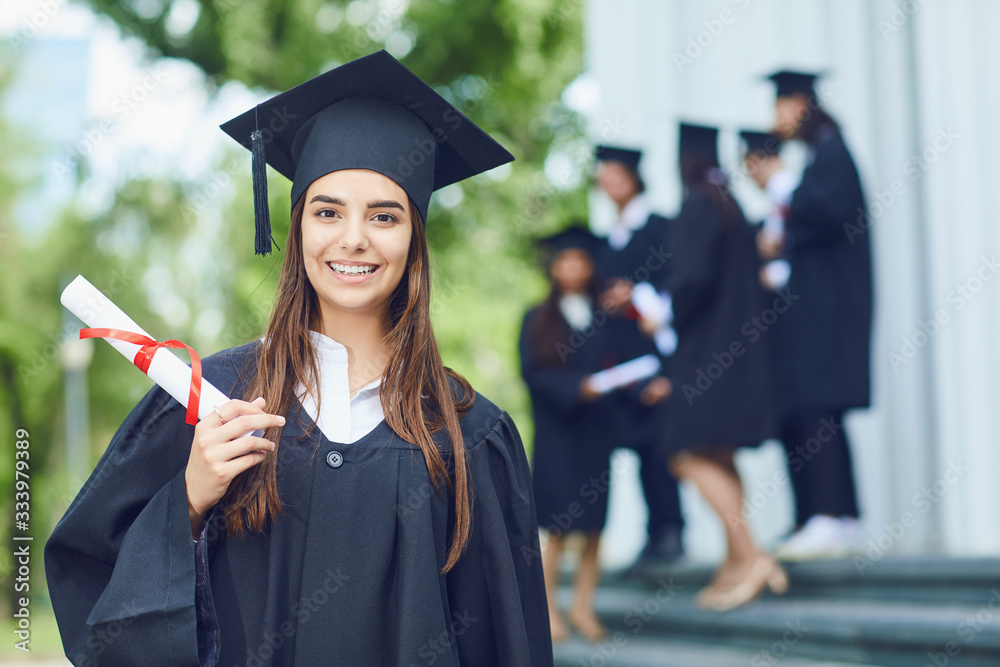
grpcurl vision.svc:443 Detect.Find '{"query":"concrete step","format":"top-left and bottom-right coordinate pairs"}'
top-left (553, 634), bottom-right (883, 667)
top-left (555, 574), bottom-right (1000, 666)
top-left (618, 556), bottom-right (1000, 606)
top-left (559, 557), bottom-right (1000, 667)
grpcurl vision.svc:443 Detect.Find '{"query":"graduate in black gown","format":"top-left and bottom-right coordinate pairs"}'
top-left (45, 51), bottom-right (553, 667)
top-left (764, 70), bottom-right (872, 560)
top-left (520, 226), bottom-right (616, 644)
top-left (592, 145), bottom-right (685, 572)
top-left (659, 123), bottom-right (784, 612)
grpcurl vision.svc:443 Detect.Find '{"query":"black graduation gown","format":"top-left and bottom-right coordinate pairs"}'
top-left (661, 188), bottom-right (778, 454)
top-left (519, 303), bottom-right (614, 534)
top-left (776, 125), bottom-right (873, 415)
top-left (44, 341), bottom-right (553, 667)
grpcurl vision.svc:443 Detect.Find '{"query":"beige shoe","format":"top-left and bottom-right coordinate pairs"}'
top-left (708, 556), bottom-right (789, 612)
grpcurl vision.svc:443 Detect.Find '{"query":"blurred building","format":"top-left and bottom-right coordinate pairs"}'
top-left (584, 0), bottom-right (998, 559)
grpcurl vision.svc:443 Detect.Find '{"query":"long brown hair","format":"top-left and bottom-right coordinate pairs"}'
top-left (222, 196), bottom-right (475, 573)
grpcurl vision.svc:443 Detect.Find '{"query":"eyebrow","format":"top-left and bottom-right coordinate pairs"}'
top-left (308, 195), bottom-right (405, 212)
top-left (309, 194), bottom-right (346, 205)
top-left (367, 199), bottom-right (405, 211)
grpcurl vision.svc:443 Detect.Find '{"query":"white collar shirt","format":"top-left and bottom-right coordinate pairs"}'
top-left (295, 330), bottom-right (385, 444)
top-left (607, 195), bottom-right (651, 251)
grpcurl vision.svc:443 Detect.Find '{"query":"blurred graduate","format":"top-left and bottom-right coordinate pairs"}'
top-left (519, 226), bottom-right (615, 643)
top-left (657, 123), bottom-right (784, 611)
top-left (45, 51), bottom-right (553, 666)
top-left (592, 145), bottom-right (685, 572)
top-left (764, 70), bottom-right (873, 560)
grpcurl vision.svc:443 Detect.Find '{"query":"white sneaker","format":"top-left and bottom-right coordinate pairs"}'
top-left (774, 515), bottom-right (862, 561)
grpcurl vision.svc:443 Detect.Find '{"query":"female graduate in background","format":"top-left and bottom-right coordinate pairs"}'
top-left (658, 123), bottom-right (784, 612)
top-left (520, 227), bottom-right (614, 643)
top-left (45, 51), bottom-right (553, 666)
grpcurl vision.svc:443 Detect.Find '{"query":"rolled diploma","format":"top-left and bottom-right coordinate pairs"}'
top-left (586, 354), bottom-right (662, 394)
top-left (61, 275), bottom-right (262, 436)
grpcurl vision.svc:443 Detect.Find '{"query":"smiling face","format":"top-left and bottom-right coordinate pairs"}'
top-left (301, 169), bottom-right (414, 324)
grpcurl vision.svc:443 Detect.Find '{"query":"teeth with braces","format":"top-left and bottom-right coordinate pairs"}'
top-left (328, 263), bottom-right (377, 275)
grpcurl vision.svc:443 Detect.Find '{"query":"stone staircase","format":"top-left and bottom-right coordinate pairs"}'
top-left (552, 556), bottom-right (1000, 666)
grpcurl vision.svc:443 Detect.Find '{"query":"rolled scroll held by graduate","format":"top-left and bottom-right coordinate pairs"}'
top-left (45, 51), bottom-right (554, 667)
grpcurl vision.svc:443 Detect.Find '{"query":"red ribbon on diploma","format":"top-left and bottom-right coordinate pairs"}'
top-left (79, 328), bottom-right (203, 426)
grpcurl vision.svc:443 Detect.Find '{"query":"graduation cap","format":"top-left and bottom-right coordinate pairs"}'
top-left (537, 225), bottom-right (601, 258)
top-left (594, 145), bottom-right (642, 172)
top-left (739, 129), bottom-right (783, 158)
top-left (221, 50), bottom-right (515, 255)
top-left (678, 122), bottom-right (719, 157)
top-left (766, 70), bottom-right (822, 98)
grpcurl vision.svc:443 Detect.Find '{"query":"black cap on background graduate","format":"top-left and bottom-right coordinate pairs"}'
top-left (739, 129), bottom-right (783, 158)
top-left (221, 50), bottom-right (515, 255)
top-left (766, 70), bottom-right (823, 98)
top-left (536, 225), bottom-right (601, 262)
top-left (594, 145), bottom-right (642, 173)
top-left (594, 144), bottom-right (646, 193)
top-left (678, 122), bottom-right (719, 159)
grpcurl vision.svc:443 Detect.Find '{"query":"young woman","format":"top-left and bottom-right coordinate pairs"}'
top-left (659, 123), bottom-right (785, 611)
top-left (519, 227), bottom-right (614, 643)
top-left (45, 51), bottom-right (553, 666)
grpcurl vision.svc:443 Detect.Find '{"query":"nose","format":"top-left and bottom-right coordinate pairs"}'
top-left (336, 215), bottom-right (369, 253)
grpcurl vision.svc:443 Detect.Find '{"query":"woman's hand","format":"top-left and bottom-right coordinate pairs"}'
top-left (600, 279), bottom-right (634, 311)
top-left (756, 230), bottom-right (784, 261)
top-left (640, 376), bottom-right (672, 406)
top-left (759, 265), bottom-right (776, 291)
top-left (638, 315), bottom-right (660, 338)
top-left (579, 375), bottom-right (603, 402)
top-left (185, 397), bottom-right (284, 537)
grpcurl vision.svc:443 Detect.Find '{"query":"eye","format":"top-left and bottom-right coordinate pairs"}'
top-left (315, 208), bottom-right (340, 220)
top-left (372, 212), bottom-right (399, 224)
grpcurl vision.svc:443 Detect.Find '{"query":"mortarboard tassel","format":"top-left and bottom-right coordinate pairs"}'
top-left (250, 128), bottom-right (271, 256)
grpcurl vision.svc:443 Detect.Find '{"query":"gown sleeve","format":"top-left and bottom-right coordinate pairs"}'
top-left (518, 311), bottom-right (588, 415)
top-left (447, 410), bottom-right (554, 666)
top-left (44, 385), bottom-right (213, 666)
